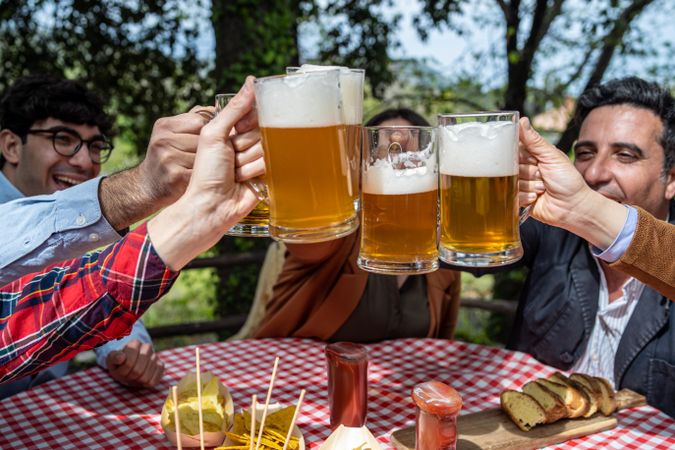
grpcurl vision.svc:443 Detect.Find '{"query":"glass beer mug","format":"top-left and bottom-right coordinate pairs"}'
top-left (253, 69), bottom-right (358, 242)
top-left (358, 126), bottom-right (439, 274)
top-left (287, 65), bottom-right (365, 211)
top-left (437, 111), bottom-right (527, 267)
top-left (215, 94), bottom-right (270, 237)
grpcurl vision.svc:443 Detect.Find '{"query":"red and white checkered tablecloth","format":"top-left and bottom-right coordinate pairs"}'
top-left (0, 338), bottom-right (673, 449)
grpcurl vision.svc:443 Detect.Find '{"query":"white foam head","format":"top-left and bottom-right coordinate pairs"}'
top-left (438, 121), bottom-right (518, 176)
top-left (254, 70), bottom-right (342, 128)
top-left (294, 64), bottom-right (364, 124)
top-left (363, 157), bottom-right (437, 195)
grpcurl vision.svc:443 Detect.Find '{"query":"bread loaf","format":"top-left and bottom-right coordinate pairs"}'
top-left (501, 372), bottom-right (616, 432)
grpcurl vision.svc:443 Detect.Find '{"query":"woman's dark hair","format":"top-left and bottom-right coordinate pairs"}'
top-left (365, 108), bottom-right (431, 127)
top-left (575, 77), bottom-right (675, 172)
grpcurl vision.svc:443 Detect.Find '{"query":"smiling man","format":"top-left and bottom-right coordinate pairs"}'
top-left (0, 75), bottom-right (168, 399)
top-left (504, 77), bottom-right (675, 417)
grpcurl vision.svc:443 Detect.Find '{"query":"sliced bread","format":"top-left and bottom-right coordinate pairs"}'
top-left (500, 390), bottom-right (547, 432)
top-left (569, 373), bottom-right (602, 418)
top-left (544, 374), bottom-right (590, 418)
top-left (592, 376), bottom-right (617, 416)
top-left (522, 380), bottom-right (568, 423)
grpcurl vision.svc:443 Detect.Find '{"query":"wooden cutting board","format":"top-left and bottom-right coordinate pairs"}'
top-left (390, 389), bottom-right (645, 450)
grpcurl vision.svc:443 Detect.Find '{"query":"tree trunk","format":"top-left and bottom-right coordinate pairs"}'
top-left (212, 0), bottom-right (300, 92)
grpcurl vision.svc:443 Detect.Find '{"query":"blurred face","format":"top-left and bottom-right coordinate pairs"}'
top-left (574, 105), bottom-right (675, 219)
top-left (4, 118), bottom-right (101, 196)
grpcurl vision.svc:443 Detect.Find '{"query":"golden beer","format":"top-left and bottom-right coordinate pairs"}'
top-left (255, 70), bottom-right (358, 242)
top-left (440, 174), bottom-right (519, 253)
top-left (260, 124), bottom-right (354, 230)
top-left (357, 125), bottom-right (438, 274)
top-left (360, 189), bottom-right (438, 263)
top-left (437, 111), bottom-right (523, 266)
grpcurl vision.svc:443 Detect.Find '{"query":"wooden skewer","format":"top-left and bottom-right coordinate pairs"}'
top-left (195, 347), bottom-right (205, 450)
top-left (172, 386), bottom-right (183, 450)
top-left (281, 389), bottom-right (305, 450)
top-left (249, 395), bottom-right (257, 450)
top-left (255, 356), bottom-right (280, 450)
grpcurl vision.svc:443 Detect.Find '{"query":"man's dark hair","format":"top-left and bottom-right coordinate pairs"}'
top-left (0, 74), bottom-right (114, 168)
top-left (575, 77), bottom-right (675, 172)
top-left (365, 108), bottom-right (431, 127)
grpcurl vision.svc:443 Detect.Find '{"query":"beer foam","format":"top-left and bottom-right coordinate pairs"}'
top-left (296, 64), bottom-right (364, 124)
top-left (363, 159), bottom-right (437, 195)
top-left (438, 121), bottom-right (518, 176)
top-left (255, 72), bottom-right (343, 128)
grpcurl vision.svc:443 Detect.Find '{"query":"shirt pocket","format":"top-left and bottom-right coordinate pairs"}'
top-left (647, 358), bottom-right (675, 418)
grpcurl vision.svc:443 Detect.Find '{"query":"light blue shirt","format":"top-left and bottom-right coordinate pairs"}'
top-left (0, 172), bottom-right (153, 398)
top-left (592, 205), bottom-right (638, 263)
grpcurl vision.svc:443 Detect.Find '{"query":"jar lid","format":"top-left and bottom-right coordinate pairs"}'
top-left (412, 380), bottom-right (463, 415)
top-left (325, 342), bottom-right (368, 361)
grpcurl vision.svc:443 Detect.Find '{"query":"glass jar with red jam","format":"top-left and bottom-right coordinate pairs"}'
top-left (325, 342), bottom-right (368, 430)
top-left (411, 380), bottom-right (463, 450)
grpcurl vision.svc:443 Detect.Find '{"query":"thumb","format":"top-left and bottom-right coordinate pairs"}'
top-left (519, 117), bottom-right (567, 164)
top-left (107, 351), bottom-right (126, 367)
top-left (208, 76), bottom-right (256, 137)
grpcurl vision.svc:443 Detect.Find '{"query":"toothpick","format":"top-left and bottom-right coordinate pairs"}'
top-left (281, 389), bottom-right (305, 450)
top-left (195, 347), bottom-right (205, 450)
top-left (249, 395), bottom-right (257, 450)
top-left (255, 357), bottom-right (280, 450)
top-left (172, 386), bottom-right (183, 450)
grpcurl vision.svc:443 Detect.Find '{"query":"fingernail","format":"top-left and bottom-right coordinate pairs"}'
top-left (522, 117), bottom-right (532, 130)
top-left (534, 180), bottom-right (545, 191)
top-left (528, 192), bottom-right (538, 201)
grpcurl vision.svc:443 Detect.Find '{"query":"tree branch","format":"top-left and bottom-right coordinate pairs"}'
top-left (556, 0), bottom-right (656, 150)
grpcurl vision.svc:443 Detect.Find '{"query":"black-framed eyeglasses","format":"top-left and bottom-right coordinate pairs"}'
top-left (26, 126), bottom-right (114, 164)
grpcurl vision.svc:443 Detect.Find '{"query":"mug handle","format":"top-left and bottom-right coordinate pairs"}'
top-left (519, 205), bottom-right (531, 225)
top-left (247, 178), bottom-right (269, 203)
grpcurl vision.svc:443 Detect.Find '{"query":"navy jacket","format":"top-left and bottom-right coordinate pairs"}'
top-left (508, 201), bottom-right (674, 417)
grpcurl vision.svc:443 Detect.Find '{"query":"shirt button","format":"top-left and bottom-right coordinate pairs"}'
top-left (89, 233), bottom-right (100, 242)
top-left (76, 215), bottom-right (86, 226)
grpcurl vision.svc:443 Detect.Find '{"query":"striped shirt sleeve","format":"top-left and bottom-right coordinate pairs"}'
top-left (0, 223), bottom-right (178, 383)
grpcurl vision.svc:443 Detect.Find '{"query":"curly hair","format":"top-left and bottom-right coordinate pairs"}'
top-left (0, 74), bottom-right (113, 167)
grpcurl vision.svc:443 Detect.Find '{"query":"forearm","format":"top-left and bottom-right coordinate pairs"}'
top-left (99, 166), bottom-right (163, 231)
top-left (609, 207), bottom-right (675, 299)
top-left (0, 224), bottom-right (177, 383)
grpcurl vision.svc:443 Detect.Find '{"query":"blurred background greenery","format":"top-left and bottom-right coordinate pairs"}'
top-left (2, 0), bottom-right (674, 350)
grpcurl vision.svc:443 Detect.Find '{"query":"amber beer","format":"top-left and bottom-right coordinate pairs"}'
top-left (215, 93), bottom-right (270, 237)
top-left (254, 70), bottom-right (357, 242)
top-left (358, 126), bottom-right (438, 274)
top-left (438, 112), bottom-right (523, 266)
top-left (287, 65), bottom-right (365, 208)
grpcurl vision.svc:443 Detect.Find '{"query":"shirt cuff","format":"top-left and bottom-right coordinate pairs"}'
top-left (592, 205), bottom-right (638, 263)
top-left (94, 320), bottom-right (153, 369)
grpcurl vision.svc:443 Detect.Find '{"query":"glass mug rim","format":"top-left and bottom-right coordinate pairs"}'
top-left (438, 110), bottom-right (519, 119)
top-left (286, 66), bottom-right (365, 75)
top-left (254, 68), bottom-right (342, 85)
top-left (363, 125), bottom-right (433, 131)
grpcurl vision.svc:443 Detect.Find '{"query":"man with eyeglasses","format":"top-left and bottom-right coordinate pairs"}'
top-left (0, 76), bottom-right (264, 384)
top-left (0, 75), bottom-right (208, 398)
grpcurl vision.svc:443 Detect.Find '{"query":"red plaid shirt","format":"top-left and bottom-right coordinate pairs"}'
top-left (0, 223), bottom-right (178, 383)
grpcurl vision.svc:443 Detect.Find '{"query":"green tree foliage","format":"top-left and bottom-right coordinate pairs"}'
top-left (0, 0), bottom-right (207, 151)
